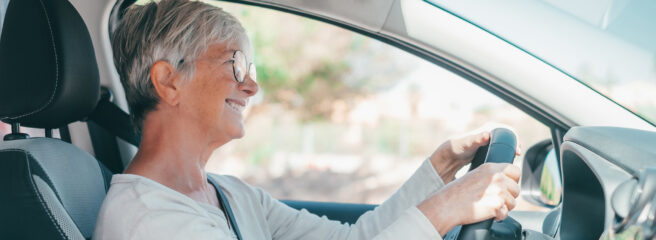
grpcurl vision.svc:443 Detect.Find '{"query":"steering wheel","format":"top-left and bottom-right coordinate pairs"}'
top-left (448, 128), bottom-right (518, 240)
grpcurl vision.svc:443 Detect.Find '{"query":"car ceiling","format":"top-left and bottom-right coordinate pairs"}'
top-left (233, 0), bottom-right (396, 32)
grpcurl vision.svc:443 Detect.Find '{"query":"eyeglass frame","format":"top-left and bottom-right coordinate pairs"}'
top-left (229, 50), bottom-right (256, 84)
top-left (177, 50), bottom-right (256, 84)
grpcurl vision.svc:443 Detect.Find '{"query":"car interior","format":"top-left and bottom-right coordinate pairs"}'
top-left (0, 0), bottom-right (109, 239)
top-left (1, 0), bottom-right (656, 239)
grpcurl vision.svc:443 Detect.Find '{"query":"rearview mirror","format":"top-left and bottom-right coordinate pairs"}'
top-left (521, 139), bottom-right (562, 207)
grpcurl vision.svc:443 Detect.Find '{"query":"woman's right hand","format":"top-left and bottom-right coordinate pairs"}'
top-left (417, 162), bottom-right (521, 236)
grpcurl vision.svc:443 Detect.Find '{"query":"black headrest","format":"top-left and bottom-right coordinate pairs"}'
top-left (0, 0), bottom-right (100, 129)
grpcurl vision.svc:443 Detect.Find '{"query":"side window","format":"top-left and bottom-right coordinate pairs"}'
top-left (207, 3), bottom-right (551, 207)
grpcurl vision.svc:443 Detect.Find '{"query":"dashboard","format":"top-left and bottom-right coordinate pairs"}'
top-left (559, 127), bottom-right (656, 239)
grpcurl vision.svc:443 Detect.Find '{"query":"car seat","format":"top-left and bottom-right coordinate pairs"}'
top-left (0, 0), bottom-right (112, 239)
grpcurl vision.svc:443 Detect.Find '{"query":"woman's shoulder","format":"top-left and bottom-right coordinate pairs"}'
top-left (207, 173), bottom-right (272, 202)
top-left (95, 174), bottom-right (221, 239)
top-left (101, 174), bottom-right (210, 217)
top-left (207, 173), bottom-right (249, 188)
top-left (108, 174), bottom-right (191, 201)
top-left (207, 173), bottom-right (256, 195)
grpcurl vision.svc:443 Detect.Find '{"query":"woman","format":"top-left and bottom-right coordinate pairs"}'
top-left (94, 0), bottom-right (521, 239)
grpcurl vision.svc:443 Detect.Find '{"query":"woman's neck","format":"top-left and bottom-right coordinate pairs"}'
top-left (124, 110), bottom-right (225, 198)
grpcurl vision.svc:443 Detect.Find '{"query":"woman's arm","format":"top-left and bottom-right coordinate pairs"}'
top-left (261, 129), bottom-right (519, 239)
top-left (256, 159), bottom-right (444, 239)
top-left (259, 160), bottom-right (519, 240)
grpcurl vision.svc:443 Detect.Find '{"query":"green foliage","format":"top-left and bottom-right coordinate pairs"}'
top-left (230, 7), bottom-right (378, 122)
top-left (249, 144), bottom-right (274, 165)
top-left (256, 60), bottom-right (291, 92)
top-left (540, 165), bottom-right (561, 205)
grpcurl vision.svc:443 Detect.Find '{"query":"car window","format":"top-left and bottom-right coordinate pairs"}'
top-left (203, 2), bottom-right (551, 207)
top-left (427, 0), bottom-right (656, 126)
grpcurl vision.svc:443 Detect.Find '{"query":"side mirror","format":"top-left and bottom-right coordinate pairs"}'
top-left (521, 139), bottom-right (562, 207)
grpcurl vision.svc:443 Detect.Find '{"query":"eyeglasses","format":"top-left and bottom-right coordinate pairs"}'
top-left (230, 50), bottom-right (256, 83)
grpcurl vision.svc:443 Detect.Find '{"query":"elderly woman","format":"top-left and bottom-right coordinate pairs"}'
top-left (94, 0), bottom-right (521, 239)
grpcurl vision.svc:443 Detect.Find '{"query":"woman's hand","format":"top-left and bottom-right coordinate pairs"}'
top-left (430, 126), bottom-right (521, 183)
top-left (430, 130), bottom-right (491, 183)
top-left (418, 163), bottom-right (521, 236)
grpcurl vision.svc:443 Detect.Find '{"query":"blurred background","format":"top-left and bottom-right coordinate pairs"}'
top-left (203, 2), bottom-right (551, 207)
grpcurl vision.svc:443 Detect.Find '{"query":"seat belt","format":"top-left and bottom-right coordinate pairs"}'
top-left (83, 87), bottom-right (140, 174)
top-left (208, 175), bottom-right (243, 240)
top-left (86, 87), bottom-right (141, 147)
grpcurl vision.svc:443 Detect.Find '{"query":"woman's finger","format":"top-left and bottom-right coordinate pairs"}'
top-left (473, 131), bottom-right (491, 147)
top-left (495, 204), bottom-right (509, 221)
top-left (500, 190), bottom-right (517, 211)
top-left (503, 164), bottom-right (521, 183)
top-left (502, 175), bottom-right (521, 198)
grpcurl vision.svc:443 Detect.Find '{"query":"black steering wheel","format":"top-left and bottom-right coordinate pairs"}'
top-left (447, 128), bottom-right (518, 240)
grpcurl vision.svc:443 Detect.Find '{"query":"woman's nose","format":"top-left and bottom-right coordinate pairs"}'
top-left (239, 75), bottom-right (259, 96)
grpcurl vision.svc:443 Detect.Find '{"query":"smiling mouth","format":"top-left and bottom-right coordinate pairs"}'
top-left (225, 99), bottom-right (246, 112)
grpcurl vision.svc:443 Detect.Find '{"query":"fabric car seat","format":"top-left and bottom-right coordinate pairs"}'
top-left (0, 0), bottom-right (113, 239)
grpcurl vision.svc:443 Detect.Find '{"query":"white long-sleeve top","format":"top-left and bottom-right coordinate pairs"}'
top-left (93, 159), bottom-right (446, 239)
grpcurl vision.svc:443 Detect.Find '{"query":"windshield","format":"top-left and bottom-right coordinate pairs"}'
top-left (427, 0), bottom-right (656, 125)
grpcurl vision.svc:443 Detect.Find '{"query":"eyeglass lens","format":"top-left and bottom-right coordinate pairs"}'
top-left (232, 51), bottom-right (256, 83)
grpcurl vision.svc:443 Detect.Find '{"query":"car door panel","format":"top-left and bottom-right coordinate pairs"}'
top-left (282, 200), bottom-right (376, 225)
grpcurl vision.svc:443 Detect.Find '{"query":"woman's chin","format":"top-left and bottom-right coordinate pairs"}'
top-left (228, 125), bottom-right (245, 139)
top-left (232, 130), bottom-right (245, 139)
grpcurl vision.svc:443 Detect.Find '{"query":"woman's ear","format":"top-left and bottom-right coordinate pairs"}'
top-left (150, 60), bottom-right (182, 106)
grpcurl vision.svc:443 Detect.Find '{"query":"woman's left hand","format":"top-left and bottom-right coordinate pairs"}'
top-left (430, 128), bottom-right (520, 183)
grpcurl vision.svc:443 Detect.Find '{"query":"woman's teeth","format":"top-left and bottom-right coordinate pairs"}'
top-left (226, 101), bottom-right (244, 112)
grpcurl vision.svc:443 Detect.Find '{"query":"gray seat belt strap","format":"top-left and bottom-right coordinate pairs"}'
top-left (208, 176), bottom-right (243, 240)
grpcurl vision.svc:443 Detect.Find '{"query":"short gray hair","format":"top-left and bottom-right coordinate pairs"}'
top-left (111, 0), bottom-right (249, 131)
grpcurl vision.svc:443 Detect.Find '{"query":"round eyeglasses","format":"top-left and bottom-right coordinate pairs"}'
top-left (230, 50), bottom-right (256, 83)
